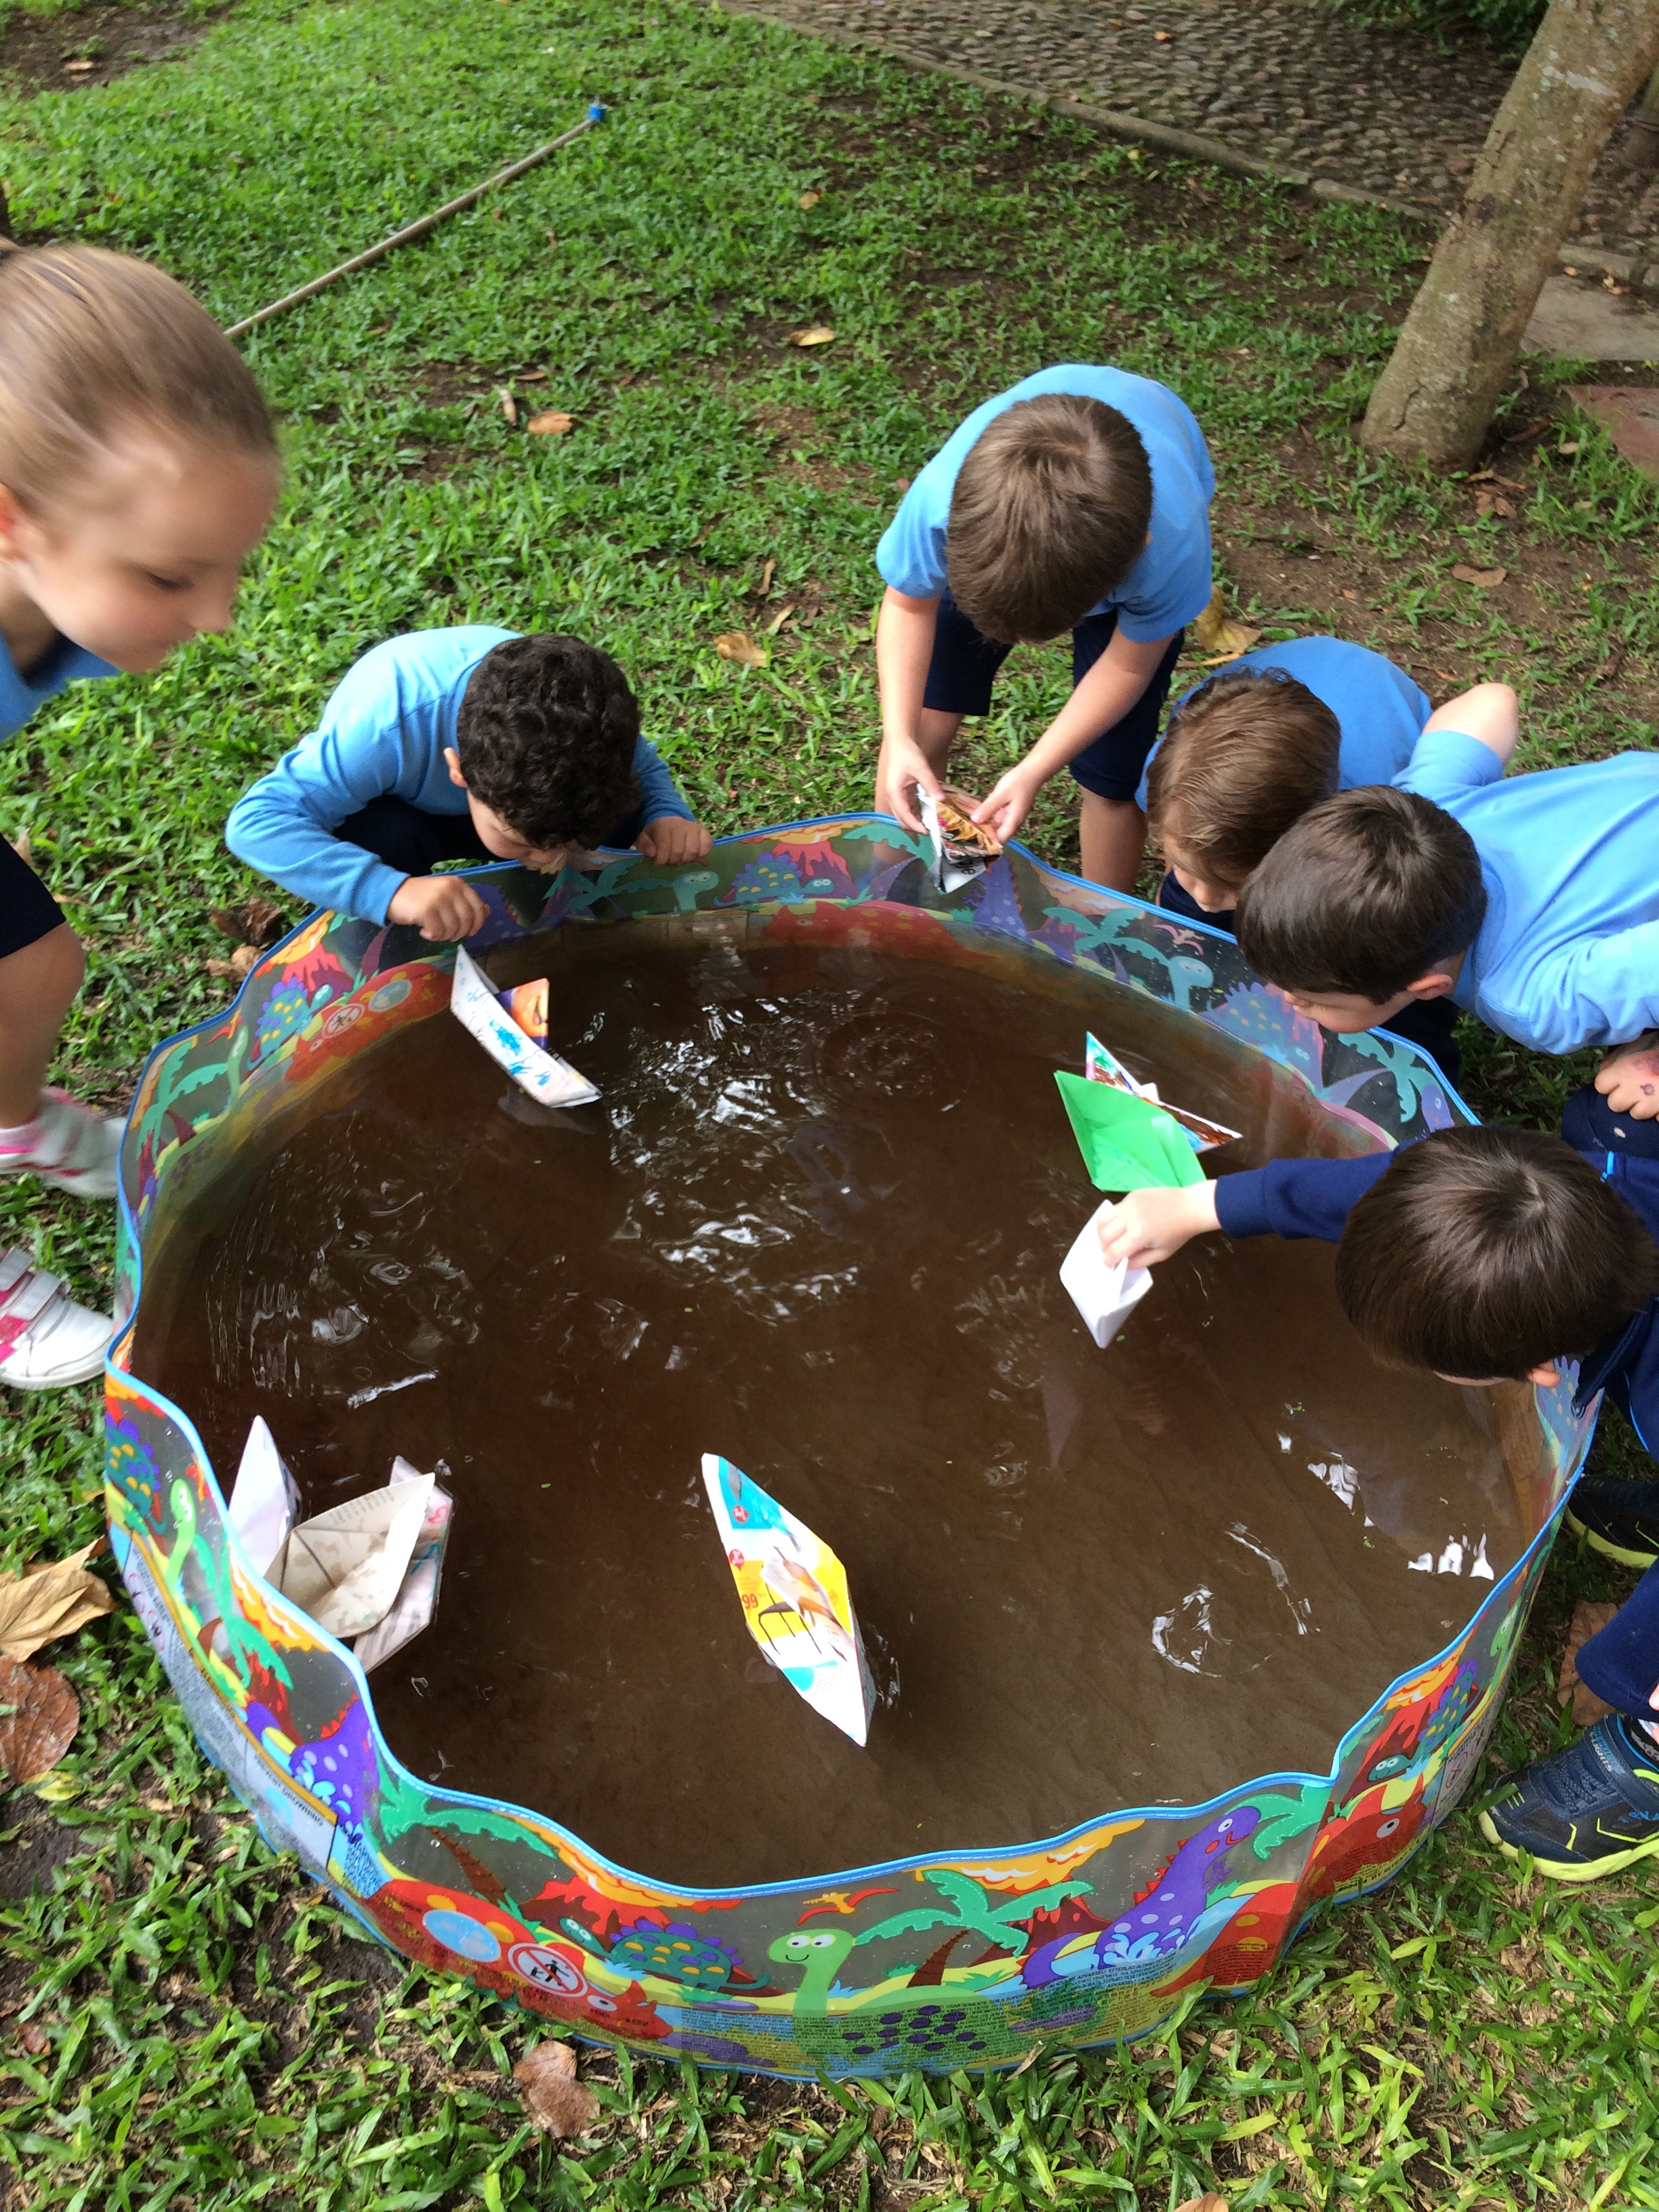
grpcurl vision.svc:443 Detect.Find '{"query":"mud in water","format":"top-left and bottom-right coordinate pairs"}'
top-left (131, 918), bottom-right (1530, 1887)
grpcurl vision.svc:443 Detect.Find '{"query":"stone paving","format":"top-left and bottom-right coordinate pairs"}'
top-left (729, 0), bottom-right (1658, 269)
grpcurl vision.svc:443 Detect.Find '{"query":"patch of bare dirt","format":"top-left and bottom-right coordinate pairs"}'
top-left (0, 2), bottom-right (223, 101)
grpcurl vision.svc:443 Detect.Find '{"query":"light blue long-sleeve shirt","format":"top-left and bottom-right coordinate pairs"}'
top-left (1, 632), bottom-right (117, 741)
top-left (1396, 728), bottom-right (1659, 1054)
top-left (226, 627), bottom-right (693, 924)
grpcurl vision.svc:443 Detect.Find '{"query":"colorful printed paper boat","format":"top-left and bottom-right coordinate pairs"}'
top-left (919, 787), bottom-right (999, 897)
top-left (451, 945), bottom-right (599, 1109)
top-left (1055, 1069), bottom-right (1206, 1193)
top-left (1059, 1198), bottom-right (1154, 1347)
top-left (1084, 1032), bottom-right (1241, 1153)
top-left (701, 1452), bottom-right (876, 1747)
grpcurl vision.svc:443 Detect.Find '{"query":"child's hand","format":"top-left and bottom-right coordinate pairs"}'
top-left (973, 762), bottom-right (1043, 846)
top-left (388, 874), bottom-right (490, 941)
top-left (1095, 1182), bottom-right (1220, 1269)
top-left (1595, 1033), bottom-right (1659, 1120)
top-left (875, 737), bottom-right (942, 836)
top-left (636, 816), bottom-right (713, 865)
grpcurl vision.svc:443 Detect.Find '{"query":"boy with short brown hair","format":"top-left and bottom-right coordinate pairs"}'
top-left (1093, 1076), bottom-right (1659, 1883)
top-left (874, 365), bottom-right (1214, 893)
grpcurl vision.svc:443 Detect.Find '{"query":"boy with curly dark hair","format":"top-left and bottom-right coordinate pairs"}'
top-left (228, 628), bottom-right (710, 940)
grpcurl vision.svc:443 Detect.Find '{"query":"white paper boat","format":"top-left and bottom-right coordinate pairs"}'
top-left (1059, 1199), bottom-right (1154, 1348)
top-left (451, 945), bottom-right (599, 1109)
top-left (353, 1458), bottom-right (453, 1671)
top-left (228, 1416), bottom-right (300, 1577)
top-left (701, 1452), bottom-right (876, 1746)
top-left (276, 1471), bottom-right (435, 1639)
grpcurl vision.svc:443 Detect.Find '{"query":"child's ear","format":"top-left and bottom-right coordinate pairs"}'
top-left (443, 746), bottom-right (467, 790)
top-left (1404, 967), bottom-right (1458, 1004)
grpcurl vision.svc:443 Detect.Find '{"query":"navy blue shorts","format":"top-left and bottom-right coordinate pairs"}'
top-left (1562, 1081), bottom-right (1659, 1161)
top-left (335, 794), bottom-right (649, 875)
top-left (921, 592), bottom-right (1186, 805)
top-left (0, 833), bottom-right (66, 961)
top-left (1155, 868), bottom-right (1465, 1089)
top-left (1574, 1555), bottom-right (1659, 1718)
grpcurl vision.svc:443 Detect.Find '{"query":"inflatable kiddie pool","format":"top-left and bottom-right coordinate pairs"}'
top-left (105, 819), bottom-right (1595, 2077)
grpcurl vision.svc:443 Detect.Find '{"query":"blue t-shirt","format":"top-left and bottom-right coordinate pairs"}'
top-left (1, 632), bottom-right (119, 742)
top-left (226, 626), bottom-right (695, 926)
top-left (1136, 636), bottom-right (1429, 811)
top-left (1395, 729), bottom-right (1659, 1055)
top-left (875, 365), bottom-right (1215, 641)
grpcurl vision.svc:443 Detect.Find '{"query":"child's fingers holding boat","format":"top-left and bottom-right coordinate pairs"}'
top-left (387, 873), bottom-right (491, 942)
top-left (875, 736), bottom-right (941, 836)
top-left (973, 762), bottom-right (1040, 846)
top-left (1095, 1181), bottom-right (1220, 1269)
top-left (636, 816), bottom-right (714, 865)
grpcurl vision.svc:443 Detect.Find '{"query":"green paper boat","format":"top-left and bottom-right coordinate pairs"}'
top-left (1054, 1070), bottom-right (1206, 1193)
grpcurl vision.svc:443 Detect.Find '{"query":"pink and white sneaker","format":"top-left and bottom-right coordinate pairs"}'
top-left (0, 1090), bottom-right (122, 1201)
top-left (0, 1248), bottom-right (115, 1389)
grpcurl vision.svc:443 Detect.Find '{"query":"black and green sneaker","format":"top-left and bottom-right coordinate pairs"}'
top-left (1478, 1715), bottom-right (1659, 1881)
top-left (1564, 1479), bottom-right (1659, 1570)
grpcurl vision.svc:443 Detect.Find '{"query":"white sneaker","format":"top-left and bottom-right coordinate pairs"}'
top-left (0, 1248), bottom-right (115, 1388)
top-left (0, 1090), bottom-right (122, 1201)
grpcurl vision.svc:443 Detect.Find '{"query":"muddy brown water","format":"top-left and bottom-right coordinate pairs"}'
top-left (131, 917), bottom-right (1532, 1887)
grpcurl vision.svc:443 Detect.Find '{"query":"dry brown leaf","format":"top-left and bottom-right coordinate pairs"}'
top-left (798, 189), bottom-right (822, 210)
top-left (1559, 1599), bottom-right (1618, 1726)
top-left (527, 411), bottom-right (575, 437)
top-left (1172, 2198), bottom-right (1228, 2212)
top-left (0, 1542), bottom-right (112, 1664)
top-left (714, 632), bottom-right (767, 670)
top-left (1475, 489), bottom-right (1515, 518)
top-left (206, 945), bottom-right (261, 981)
top-left (498, 391), bottom-right (518, 426)
top-left (1191, 586), bottom-right (1260, 659)
top-left (787, 325), bottom-right (836, 347)
top-left (762, 603), bottom-right (796, 636)
top-left (211, 897), bottom-right (285, 947)
top-left (513, 2041), bottom-right (600, 2137)
top-left (16, 2024), bottom-right (47, 2056)
top-left (758, 556), bottom-right (776, 597)
top-left (1153, 26), bottom-right (1173, 37)
top-left (1452, 562), bottom-right (1506, 588)
top-left (7, 830), bottom-right (30, 865)
top-left (64, 58), bottom-right (95, 73)
top-left (521, 369), bottom-right (548, 384)
top-left (1557, 438), bottom-right (1581, 456)
top-left (0, 1657), bottom-right (79, 1784)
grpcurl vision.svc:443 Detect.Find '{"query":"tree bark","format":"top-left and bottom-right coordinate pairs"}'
top-left (1361, 0), bottom-right (1659, 470)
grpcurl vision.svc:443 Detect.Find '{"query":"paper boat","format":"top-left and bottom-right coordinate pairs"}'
top-left (1084, 1031), bottom-right (1240, 1153)
top-left (228, 1420), bottom-right (453, 1660)
top-left (451, 945), bottom-right (599, 1108)
top-left (1059, 1199), bottom-right (1154, 1347)
top-left (920, 787), bottom-right (999, 897)
top-left (701, 1452), bottom-right (876, 1746)
top-left (1055, 1069), bottom-right (1206, 1193)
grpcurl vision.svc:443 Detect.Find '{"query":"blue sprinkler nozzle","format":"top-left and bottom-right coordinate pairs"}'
top-left (588, 102), bottom-right (607, 122)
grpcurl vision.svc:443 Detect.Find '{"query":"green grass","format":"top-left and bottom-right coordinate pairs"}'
top-left (2, 0), bottom-right (1658, 2203)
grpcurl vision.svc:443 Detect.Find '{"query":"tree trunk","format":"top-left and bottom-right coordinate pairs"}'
top-left (1361, 0), bottom-right (1659, 470)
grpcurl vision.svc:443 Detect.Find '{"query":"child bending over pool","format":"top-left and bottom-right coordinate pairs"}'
top-left (1094, 1076), bottom-right (1659, 1883)
top-left (872, 365), bottom-right (1214, 894)
top-left (226, 627), bottom-right (711, 941)
top-left (1139, 638), bottom-right (1517, 1084)
top-left (0, 242), bottom-right (279, 1387)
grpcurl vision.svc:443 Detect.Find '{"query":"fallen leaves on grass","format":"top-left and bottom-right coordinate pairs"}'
top-left (762, 603), bottom-right (796, 636)
top-left (0, 1656), bottom-right (79, 1784)
top-left (786, 325), bottom-right (836, 347)
top-left (205, 946), bottom-right (261, 983)
top-left (715, 632), bottom-right (767, 669)
top-left (1475, 489), bottom-right (1516, 518)
top-left (498, 390), bottom-right (518, 426)
top-left (211, 897), bottom-right (285, 947)
top-left (1559, 1599), bottom-right (1618, 1725)
top-left (7, 830), bottom-right (30, 864)
top-left (513, 2042), bottom-right (600, 2137)
top-left (0, 1540), bottom-right (112, 1663)
top-left (527, 410), bottom-right (575, 436)
top-left (798, 189), bottom-right (821, 209)
top-left (1173, 2196), bottom-right (1229, 2212)
top-left (1452, 562), bottom-right (1507, 588)
top-left (1192, 586), bottom-right (1261, 661)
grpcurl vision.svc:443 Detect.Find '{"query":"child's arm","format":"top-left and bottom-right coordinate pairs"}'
top-left (629, 738), bottom-right (712, 865)
top-left (874, 587), bottom-right (944, 834)
top-left (973, 630), bottom-right (1174, 843)
top-left (1420, 680), bottom-right (1518, 767)
top-left (226, 732), bottom-right (416, 927)
top-left (1096, 1152), bottom-right (1395, 1269)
